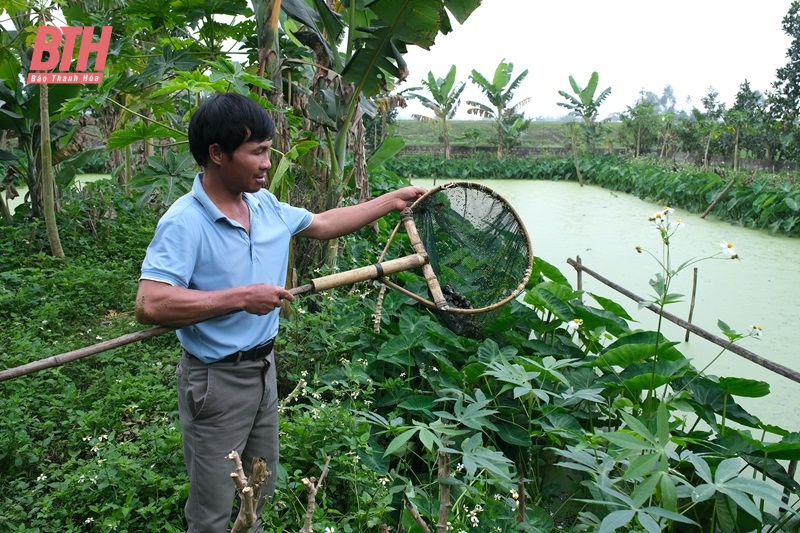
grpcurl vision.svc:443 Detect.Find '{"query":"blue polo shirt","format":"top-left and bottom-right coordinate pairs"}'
top-left (140, 174), bottom-right (313, 363)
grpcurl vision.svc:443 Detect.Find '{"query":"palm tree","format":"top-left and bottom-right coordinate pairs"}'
top-left (405, 66), bottom-right (466, 159)
top-left (466, 59), bottom-right (530, 159)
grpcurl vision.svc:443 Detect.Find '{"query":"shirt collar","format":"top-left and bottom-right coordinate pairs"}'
top-left (190, 173), bottom-right (261, 221)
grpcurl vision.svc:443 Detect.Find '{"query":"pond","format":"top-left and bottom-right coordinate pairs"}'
top-left (414, 178), bottom-right (800, 429)
top-left (5, 173), bottom-right (112, 214)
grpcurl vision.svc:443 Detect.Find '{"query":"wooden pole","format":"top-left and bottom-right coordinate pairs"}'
top-left (701, 178), bottom-right (736, 218)
top-left (0, 254), bottom-right (430, 382)
top-left (566, 258), bottom-right (800, 385)
top-left (685, 267), bottom-right (698, 342)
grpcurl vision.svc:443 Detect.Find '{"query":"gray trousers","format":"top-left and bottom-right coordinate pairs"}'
top-left (177, 350), bottom-right (279, 533)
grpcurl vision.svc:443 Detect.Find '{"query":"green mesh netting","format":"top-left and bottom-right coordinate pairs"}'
top-left (409, 182), bottom-right (533, 337)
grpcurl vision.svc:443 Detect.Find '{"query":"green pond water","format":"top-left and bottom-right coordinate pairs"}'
top-left (414, 178), bottom-right (800, 430)
top-left (5, 173), bottom-right (112, 213)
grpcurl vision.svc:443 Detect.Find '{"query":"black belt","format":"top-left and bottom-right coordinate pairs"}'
top-left (185, 337), bottom-right (275, 364)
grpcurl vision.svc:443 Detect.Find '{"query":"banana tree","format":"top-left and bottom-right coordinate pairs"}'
top-left (259, 0), bottom-right (480, 268)
top-left (557, 71), bottom-right (611, 185)
top-left (282, 0), bottom-right (479, 180)
top-left (405, 65), bottom-right (466, 159)
top-left (466, 59), bottom-right (530, 159)
top-left (0, 15), bottom-right (81, 222)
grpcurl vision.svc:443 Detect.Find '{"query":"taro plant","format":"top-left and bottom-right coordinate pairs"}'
top-left (324, 198), bottom-right (800, 532)
top-left (534, 207), bottom-right (800, 531)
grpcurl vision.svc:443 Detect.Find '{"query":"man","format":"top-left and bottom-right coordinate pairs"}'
top-left (135, 92), bottom-right (425, 532)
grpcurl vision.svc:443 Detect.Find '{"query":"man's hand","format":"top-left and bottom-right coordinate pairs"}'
top-left (243, 284), bottom-right (295, 316)
top-left (391, 186), bottom-right (426, 210)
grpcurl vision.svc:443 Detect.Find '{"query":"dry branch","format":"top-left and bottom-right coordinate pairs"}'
top-left (299, 455), bottom-right (332, 533)
top-left (404, 494), bottom-right (431, 533)
top-left (228, 451), bottom-right (271, 533)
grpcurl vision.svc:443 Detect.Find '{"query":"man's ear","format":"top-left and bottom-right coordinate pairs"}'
top-left (207, 143), bottom-right (225, 166)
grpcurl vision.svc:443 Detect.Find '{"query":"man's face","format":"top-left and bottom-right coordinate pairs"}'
top-left (219, 138), bottom-right (273, 193)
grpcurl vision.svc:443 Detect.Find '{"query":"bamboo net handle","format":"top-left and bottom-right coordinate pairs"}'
top-left (401, 209), bottom-right (449, 310)
top-left (0, 253), bottom-right (429, 382)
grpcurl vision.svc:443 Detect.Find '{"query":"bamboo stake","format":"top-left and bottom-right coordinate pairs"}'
top-left (566, 258), bottom-right (800, 384)
top-left (685, 267), bottom-right (698, 342)
top-left (436, 452), bottom-right (451, 533)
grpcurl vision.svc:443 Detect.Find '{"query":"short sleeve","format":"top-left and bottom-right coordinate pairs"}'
top-left (140, 213), bottom-right (198, 288)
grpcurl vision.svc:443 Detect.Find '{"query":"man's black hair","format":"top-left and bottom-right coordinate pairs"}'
top-left (188, 92), bottom-right (276, 167)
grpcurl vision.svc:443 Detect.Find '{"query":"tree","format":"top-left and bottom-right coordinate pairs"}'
top-left (768, 0), bottom-right (800, 161)
top-left (557, 71), bottom-right (611, 185)
top-left (698, 88), bottom-right (726, 170)
top-left (269, 0), bottom-right (482, 272)
top-left (725, 80), bottom-right (770, 170)
top-left (619, 93), bottom-right (660, 157)
top-left (0, 2), bottom-right (98, 248)
top-left (466, 59), bottom-right (530, 159)
top-left (405, 65), bottom-right (466, 159)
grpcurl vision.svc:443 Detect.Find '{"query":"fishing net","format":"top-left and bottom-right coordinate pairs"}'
top-left (382, 182), bottom-right (533, 338)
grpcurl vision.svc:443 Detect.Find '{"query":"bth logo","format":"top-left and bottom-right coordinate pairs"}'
top-left (27, 26), bottom-right (112, 85)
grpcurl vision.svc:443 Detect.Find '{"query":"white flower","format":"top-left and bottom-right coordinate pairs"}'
top-left (566, 318), bottom-right (583, 334)
top-left (669, 218), bottom-right (685, 231)
top-left (720, 241), bottom-right (738, 258)
top-left (378, 477), bottom-right (389, 486)
top-left (36, 474), bottom-right (47, 482)
top-left (325, 527), bottom-right (335, 533)
top-left (750, 324), bottom-right (764, 338)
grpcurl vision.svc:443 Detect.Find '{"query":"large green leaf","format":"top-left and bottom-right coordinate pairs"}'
top-left (495, 422), bottom-right (531, 447)
top-left (594, 343), bottom-right (661, 368)
top-left (602, 331), bottom-right (684, 361)
top-left (398, 395), bottom-right (436, 412)
top-left (108, 121), bottom-right (183, 150)
top-left (530, 256), bottom-right (571, 286)
top-left (366, 137), bottom-right (405, 171)
top-left (717, 377), bottom-right (771, 398)
top-left (341, 0), bottom-right (480, 97)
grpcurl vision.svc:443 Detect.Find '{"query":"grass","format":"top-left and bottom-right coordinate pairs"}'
top-left (391, 119), bottom-right (621, 149)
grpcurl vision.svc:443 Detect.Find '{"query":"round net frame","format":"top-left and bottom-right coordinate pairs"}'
top-left (382, 182), bottom-right (534, 337)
